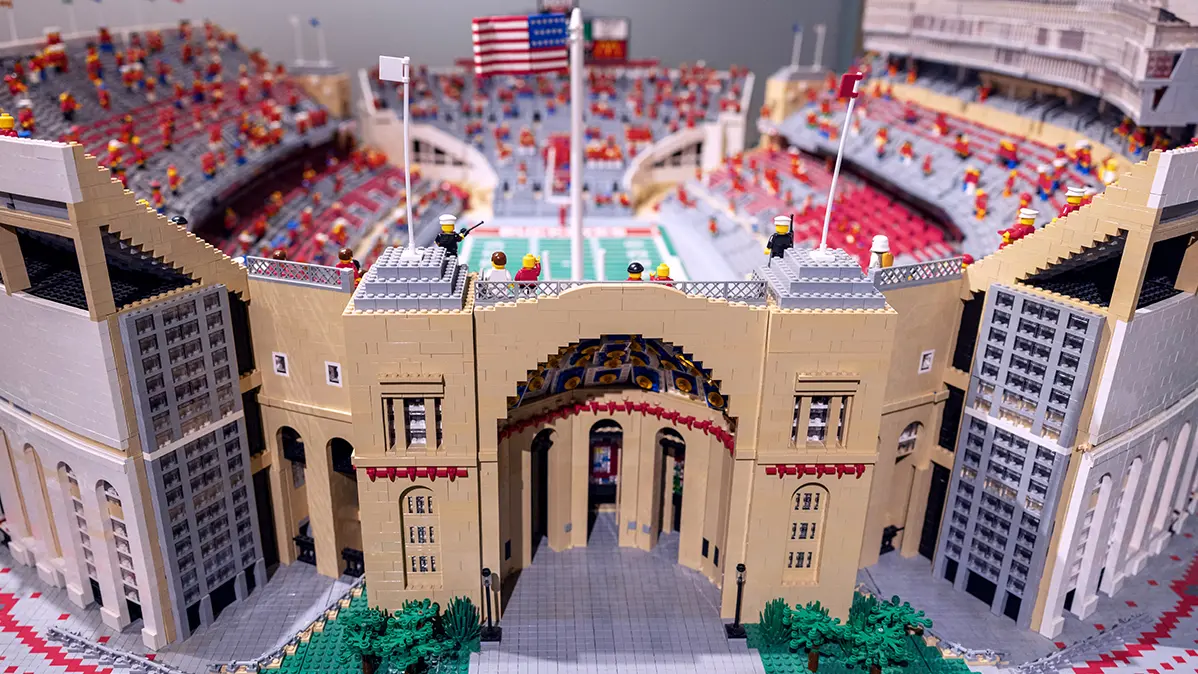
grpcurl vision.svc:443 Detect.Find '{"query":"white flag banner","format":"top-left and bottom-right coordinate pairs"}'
top-left (589, 17), bottom-right (628, 40)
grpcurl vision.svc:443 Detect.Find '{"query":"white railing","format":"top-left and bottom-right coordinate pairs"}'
top-left (872, 258), bottom-right (964, 289)
top-left (244, 256), bottom-right (356, 292)
top-left (473, 280), bottom-right (767, 305)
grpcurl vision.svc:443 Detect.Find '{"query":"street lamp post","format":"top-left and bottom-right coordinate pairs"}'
top-left (480, 567), bottom-right (502, 642)
top-left (725, 563), bottom-right (747, 639)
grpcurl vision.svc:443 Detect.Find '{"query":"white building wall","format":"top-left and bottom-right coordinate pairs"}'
top-left (1039, 386), bottom-right (1198, 637)
top-left (0, 287), bottom-right (131, 449)
top-left (0, 403), bottom-right (171, 650)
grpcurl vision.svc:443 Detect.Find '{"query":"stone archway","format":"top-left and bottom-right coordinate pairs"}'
top-left (327, 437), bottom-right (362, 575)
top-left (276, 426), bottom-right (312, 565)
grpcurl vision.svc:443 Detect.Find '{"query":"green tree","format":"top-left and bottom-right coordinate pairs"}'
top-left (787, 601), bottom-right (846, 673)
top-left (873, 596), bottom-right (933, 635)
top-left (441, 596), bottom-right (482, 656)
top-left (378, 599), bottom-right (452, 673)
top-left (842, 622), bottom-right (911, 674)
top-left (757, 598), bottom-right (790, 648)
top-left (339, 604), bottom-right (389, 674)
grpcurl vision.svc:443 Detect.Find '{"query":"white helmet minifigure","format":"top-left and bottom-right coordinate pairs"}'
top-left (869, 235), bottom-right (893, 269)
top-left (439, 213), bottom-right (457, 232)
top-left (773, 215), bottom-right (791, 233)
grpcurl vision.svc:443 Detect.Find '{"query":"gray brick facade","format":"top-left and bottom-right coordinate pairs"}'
top-left (117, 286), bottom-right (265, 640)
top-left (934, 284), bottom-right (1103, 626)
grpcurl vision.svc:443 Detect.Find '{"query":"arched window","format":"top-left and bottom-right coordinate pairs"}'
top-left (1102, 456), bottom-right (1141, 591)
top-left (401, 487), bottom-right (442, 588)
top-left (58, 464), bottom-right (98, 586)
top-left (1, 430), bottom-right (31, 536)
top-left (1153, 434), bottom-right (1186, 534)
top-left (1130, 440), bottom-right (1169, 553)
top-left (1172, 423), bottom-right (1194, 512)
top-left (98, 481), bottom-right (139, 605)
top-left (784, 484), bottom-right (828, 583)
top-left (24, 444), bottom-right (62, 557)
top-left (897, 422), bottom-right (922, 457)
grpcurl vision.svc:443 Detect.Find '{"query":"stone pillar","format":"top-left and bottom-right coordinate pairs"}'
top-left (677, 428), bottom-right (710, 571)
top-left (15, 452), bottom-right (64, 587)
top-left (304, 432), bottom-right (339, 578)
top-left (268, 451), bottom-right (297, 565)
top-left (661, 455), bottom-right (677, 535)
top-left (719, 455), bottom-right (755, 618)
top-left (479, 461), bottom-right (503, 586)
top-left (618, 414), bottom-right (642, 549)
top-left (45, 471), bottom-right (89, 607)
top-left (635, 423), bottom-right (663, 551)
top-left (80, 484), bottom-right (130, 630)
top-left (548, 421), bottom-right (573, 551)
top-left (569, 416), bottom-right (587, 548)
top-left (900, 462), bottom-right (933, 558)
top-left (1075, 477), bottom-right (1113, 618)
top-left (519, 433), bottom-right (533, 565)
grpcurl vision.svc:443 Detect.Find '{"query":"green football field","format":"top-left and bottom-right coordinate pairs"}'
top-left (459, 225), bottom-right (686, 281)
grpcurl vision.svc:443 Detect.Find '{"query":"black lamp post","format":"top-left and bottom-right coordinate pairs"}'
top-left (725, 563), bottom-right (747, 639)
top-left (480, 567), bottom-right (502, 642)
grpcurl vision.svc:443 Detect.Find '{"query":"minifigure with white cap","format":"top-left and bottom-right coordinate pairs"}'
top-left (1036, 165), bottom-right (1053, 201)
top-left (1001, 208), bottom-right (1038, 248)
top-left (434, 214), bottom-right (464, 257)
top-left (1058, 186), bottom-right (1086, 219)
top-left (765, 215), bottom-right (794, 263)
top-left (868, 235), bottom-right (893, 269)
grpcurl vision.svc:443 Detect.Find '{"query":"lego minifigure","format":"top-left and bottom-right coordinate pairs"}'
top-left (0, 113), bottom-right (18, 137)
top-left (709, 217), bottom-right (719, 238)
top-left (201, 152), bottom-right (217, 180)
top-left (974, 189), bottom-right (988, 220)
top-left (482, 252), bottom-right (512, 283)
top-left (962, 166), bottom-right (980, 194)
top-left (932, 111), bottom-right (948, 137)
top-left (149, 180), bottom-right (164, 212)
top-left (899, 140), bottom-right (914, 165)
top-left (336, 248), bottom-right (363, 286)
top-left (1058, 186), bottom-right (1086, 219)
top-left (953, 133), bottom-right (970, 159)
top-left (626, 262), bottom-right (645, 281)
top-left (271, 249), bottom-right (289, 261)
top-left (765, 215), bottom-right (794, 262)
top-left (1073, 140), bottom-right (1093, 175)
top-left (167, 164), bottom-right (182, 195)
top-left (997, 139), bottom-right (1018, 169)
top-left (1035, 165), bottom-right (1052, 201)
top-left (514, 253), bottom-right (541, 286)
top-left (874, 127), bottom-right (888, 159)
top-left (650, 263), bottom-right (674, 285)
top-left (434, 214), bottom-right (466, 257)
top-left (1003, 169), bottom-right (1017, 198)
top-left (903, 102), bottom-right (918, 124)
top-left (921, 154), bottom-right (933, 177)
top-left (1018, 192), bottom-right (1033, 210)
top-left (59, 91), bottom-right (79, 122)
top-left (1051, 158), bottom-right (1067, 193)
top-left (868, 235), bottom-right (893, 270)
top-left (1101, 156), bottom-right (1119, 185)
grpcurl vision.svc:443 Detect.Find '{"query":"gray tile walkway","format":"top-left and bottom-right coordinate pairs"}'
top-left (859, 521), bottom-right (1198, 667)
top-left (474, 512), bottom-right (766, 674)
top-left (0, 547), bottom-right (353, 674)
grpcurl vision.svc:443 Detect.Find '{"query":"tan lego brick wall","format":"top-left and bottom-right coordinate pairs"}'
top-left (743, 461), bottom-right (875, 620)
top-left (357, 470), bottom-right (483, 613)
top-left (295, 72), bottom-right (352, 119)
top-left (884, 82), bottom-right (1134, 175)
top-left (249, 279), bottom-right (354, 416)
top-left (64, 146), bottom-right (250, 306)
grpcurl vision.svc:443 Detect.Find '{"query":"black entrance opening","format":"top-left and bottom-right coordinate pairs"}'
top-left (587, 420), bottom-right (622, 538)
top-left (658, 429), bottom-right (685, 534)
top-left (965, 571), bottom-right (997, 606)
top-left (920, 464), bottom-right (950, 560)
top-left (253, 468), bottom-right (280, 571)
top-left (1003, 592), bottom-right (1022, 620)
top-left (530, 429), bottom-right (552, 557)
top-left (89, 578), bottom-right (104, 607)
top-left (210, 576), bottom-right (237, 622)
top-left (126, 599), bottom-right (142, 623)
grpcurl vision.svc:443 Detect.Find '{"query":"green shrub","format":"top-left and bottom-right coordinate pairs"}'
top-left (757, 598), bottom-right (790, 648)
top-left (442, 596), bottom-right (481, 649)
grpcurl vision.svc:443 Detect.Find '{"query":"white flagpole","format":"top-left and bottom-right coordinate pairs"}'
top-left (790, 25), bottom-right (803, 69)
top-left (818, 73), bottom-right (863, 254)
top-left (568, 8), bottom-right (584, 281)
top-left (6, 7), bottom-right (17, 44)
top-left (67, 3), bottom-right (79, 35)
top-left (289, 16), bottom-right (304, 65)
top-left (813, 24), bottom-right (826, 71)
top-left (378, 56), bottom-right (416, 258)
top-left (315, 22), bottom-right (329, 66)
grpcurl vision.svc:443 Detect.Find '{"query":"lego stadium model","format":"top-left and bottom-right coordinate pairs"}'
top-left (0, 2), bottom-right (1196, 673)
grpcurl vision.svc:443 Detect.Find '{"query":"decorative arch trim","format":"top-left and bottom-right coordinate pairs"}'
top-left (498, 399), bottom-right (736, 454)
top-left (366, 466), bottom-right (468, 482)
top-left (765, 463), bottom-right (868, 479)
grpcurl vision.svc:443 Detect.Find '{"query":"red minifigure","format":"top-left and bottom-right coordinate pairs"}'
top-left (874, 127), bottom-right (888, 158)
top-left (149, 180), bottom-right (165, 211)
top-left (59, 91), bottom-right (79, 121)
top-left (1003, 169), bottom-right (1017, 198)
top-left (921, 154), bottom-right (933, 177)
top-left (1018, 192), bottom-right (1033, 210)
top-left (201, 152), bottom-right (217, 179)
top-left (1058, 186), bottom-right (1086, 219)
top-left (899, 140), bottom-right (914, 164)
top-left (167, 164), bottom-right (182, 194)
top-left (953, 133), bottom-right (970, 159)
top-left (974, 189), bottom-right (989, 220)
top-left (709, 216), bottom-right (719, 238)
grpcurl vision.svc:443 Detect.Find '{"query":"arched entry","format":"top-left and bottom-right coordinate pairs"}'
top-left (327, 437), bottom-right (363, 576)
top-left (588, 420), bottom-right (622, 514)
top-left (277, 426), bottom-right (313, 565)
top-left (499, 335), bottom-right (736, 595)
top-left (658, 428), bottom-right (686, 534)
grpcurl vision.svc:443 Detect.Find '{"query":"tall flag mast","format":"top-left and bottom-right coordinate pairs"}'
top-left (378, 55), bottom-right (418, 260)
top-left (568, 8), bottom-right (583, 280)
top-left (816, 72), bottom-right (864, 256)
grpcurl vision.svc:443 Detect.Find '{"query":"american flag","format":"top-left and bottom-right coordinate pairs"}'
top-left (471, 13), bottom-right (568, 77)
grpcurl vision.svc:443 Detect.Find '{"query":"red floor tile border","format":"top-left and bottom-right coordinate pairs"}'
top-left (0, 593), bottom-right (118, 674)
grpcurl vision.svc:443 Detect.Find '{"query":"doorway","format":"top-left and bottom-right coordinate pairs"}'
top-left (530, 429), bottom-right (552, 557)
top-left (253, 468), bottom-right (279, 571)
top-left (658, 429), bottom-right (685, 534)
top-left (588, 420), bottom-right (622, 538)
top-left (920, 463), bottom-right (950, 560)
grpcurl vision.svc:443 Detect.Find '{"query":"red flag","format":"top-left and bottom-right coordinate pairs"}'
top-left (838, 72), bottom-right (865, 99)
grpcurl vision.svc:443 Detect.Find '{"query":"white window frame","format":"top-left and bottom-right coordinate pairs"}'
top-left (272, 352), bottom-right (290, 377)
top-left (325, 361), bottom-right (343, 387)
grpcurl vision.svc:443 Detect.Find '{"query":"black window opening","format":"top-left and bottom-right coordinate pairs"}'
top-left (242, 389), bottom-right (266, 456)
top-left (228, 293), bottom-right (256, 375)
top-left (1022, 233), bottom-right (1125, 307)
top-left (701, 538), bottom-right (710, 558)
top-left (944, 558), bottom-right (958, 584)
top-left (1136, 232), bottom-right (1190, 308)
top-left (939, 385), bottom-right (965, 451)
top-left (952, 292), bottom-right (986, 372)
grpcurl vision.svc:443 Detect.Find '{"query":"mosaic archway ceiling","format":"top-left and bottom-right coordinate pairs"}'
top-left (509, 335), bottom-right (727, 414)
